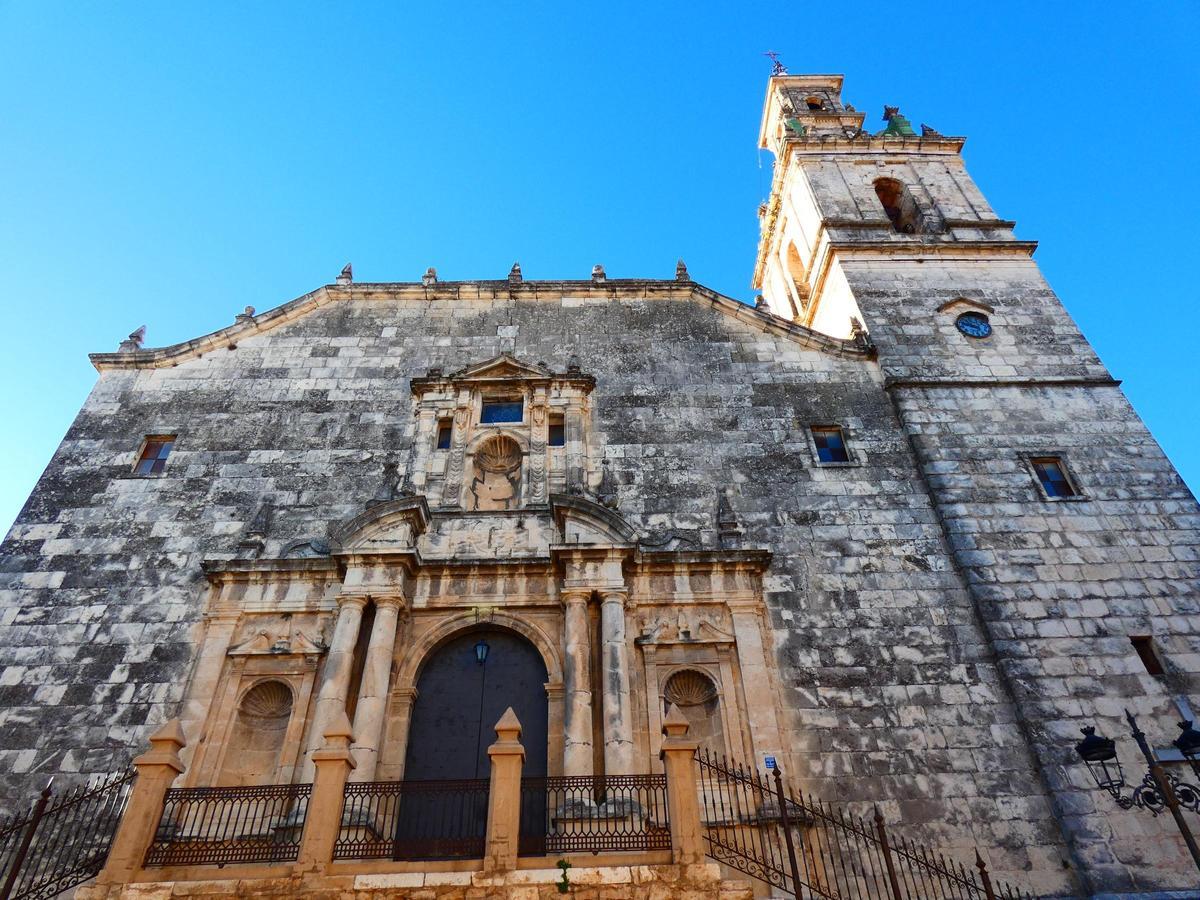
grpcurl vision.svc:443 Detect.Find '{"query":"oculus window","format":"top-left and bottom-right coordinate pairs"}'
top-left (480, 399), bottom-right (523, 424)
top-left (1030, 457), bottom-right (1077, 499)
top-left (134, 436), bottom-right (175, 476)
top-left (811, 426), bottom-right (850, 464)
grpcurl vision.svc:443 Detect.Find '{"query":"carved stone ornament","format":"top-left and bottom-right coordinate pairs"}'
top-left (468, 436), bottom-right (522, 511)
top-left (664, 670), bottom-right (718, 707)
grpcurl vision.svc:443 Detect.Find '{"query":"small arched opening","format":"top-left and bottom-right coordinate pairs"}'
top-left (873, 177), bottom-right (923, 234)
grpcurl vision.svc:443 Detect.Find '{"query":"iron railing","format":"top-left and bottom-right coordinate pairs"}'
top-left (144, 783), bottom-right (311, 867)
top-left (334, 778), bottom-right (490, 861)
top-left (518, 774), bottom-right (671, 856)
top-left (696, 750), bottom-right (1029, 900)
top-left (0, 770), bottom-right (135, 900)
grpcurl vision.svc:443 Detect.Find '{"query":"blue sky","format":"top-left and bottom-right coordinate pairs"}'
top-left (1, 1), bottom-right (1198, 533)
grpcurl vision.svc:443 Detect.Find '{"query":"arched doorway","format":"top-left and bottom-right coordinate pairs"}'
top-left (405, 627), bottom-right (549, 780)
top-left (395, 627), bottom-right (549, 859)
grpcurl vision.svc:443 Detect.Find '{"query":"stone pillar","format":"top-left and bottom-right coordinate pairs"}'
top-left (349, 596), bottom-right (402, 781)
top-left (97, 720), bottom-right (186, 885)
top-left (484, 707), bottom-right (525, 873)
top-left (660, 705), bottom-right (704, 865)
top-left (728, 601), bottom-right (785, 768)
top-left (301, 594), bottom-right (367, 781)
top-left (600, 590), bottom-right (635, 776)
top-left (298, 711), bottom-right (355, 872)
top-left (562, 589), bottom-right (593, 777)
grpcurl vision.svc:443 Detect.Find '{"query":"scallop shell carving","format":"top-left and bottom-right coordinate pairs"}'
top-left (475, 436), bottom-right (522, 474)
top-left (664, 670), bottom-right (718, 707)
top-left (239, 680), bottom-right (293, 719)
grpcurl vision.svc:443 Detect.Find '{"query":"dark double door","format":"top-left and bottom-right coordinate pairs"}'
top-left (395, 628), bottom-right (548, 858)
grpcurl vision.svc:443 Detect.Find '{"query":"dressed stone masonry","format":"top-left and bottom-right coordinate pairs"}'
top-left (1, 73), bottom-right (1198, 897)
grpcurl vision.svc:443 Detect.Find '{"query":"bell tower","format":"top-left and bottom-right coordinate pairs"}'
top-left (752, 74), bottom-right (1021, 344)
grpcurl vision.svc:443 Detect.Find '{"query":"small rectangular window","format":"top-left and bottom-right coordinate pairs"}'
top-left (811, 426), bottom-right (850, 464)
top-left (548, 416), bottom-right (565, 447)
top-left (481, 399), bottom-right (523, 424)
top-left (134, 436), bottom-right (175, 475)
top-left (1131, 636), bottom-right (1165, 676)
top-left (1031, 457), bottom-right (1077, 498)
top-left (436, 421), bottom-right (452, 450)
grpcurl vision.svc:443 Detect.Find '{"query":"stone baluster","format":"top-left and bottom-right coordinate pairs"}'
top-left (349, 596), bottom-right (403, 781)
top-left (561, 589), bottom-right (593, 776)
top-left (600, 589), bottom-right (635, 776)
top-left (300, 594), bottom-right (367, 781)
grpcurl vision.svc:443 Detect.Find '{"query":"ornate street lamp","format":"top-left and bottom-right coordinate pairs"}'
top-left (1073, 710), bottom-right (1200, 874)
top-left (474, 638), bottom-right (490, 665)
top-left (1173, 720), bottom-right (1200, 780)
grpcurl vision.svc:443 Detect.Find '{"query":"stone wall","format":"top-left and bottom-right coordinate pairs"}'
top-left (0, 282), bottom-right (1084, 894)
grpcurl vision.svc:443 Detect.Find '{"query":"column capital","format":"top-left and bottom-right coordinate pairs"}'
top-left (374, 595), bottom-right (405, 612)
top-left (560, 588), bottom-right (591, 607)
top-left (336, 593), bottom-right (370, 611)
top-left (599, 589), bottom-right (628, 606)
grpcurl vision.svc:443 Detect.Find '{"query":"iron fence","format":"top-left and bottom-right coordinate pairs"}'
top-left (696, 750), bottom-right (1029, 900)
top-left (518, 774), bottom-right (671, 856)
top-left (0, 770), bottom-right (135, 900)
top-left (334, 778), bottom-right (490, 861)
top-left (144, 783), bottom-right (311, 867)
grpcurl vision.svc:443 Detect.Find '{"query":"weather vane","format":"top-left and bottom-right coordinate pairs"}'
top-left (764, 51), bottom-right (788, 76)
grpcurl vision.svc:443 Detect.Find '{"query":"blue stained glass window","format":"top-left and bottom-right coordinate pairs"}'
top-left (480, 400), bottom-right (523, 424)
top-left (812, 426), bottom-right (849, 463)
top-left (1032, 457), bottom-right (1076, 498)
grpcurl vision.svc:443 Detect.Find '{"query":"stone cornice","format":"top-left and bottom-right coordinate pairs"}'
top-left (88, 280), bottom-right (871, 372)
top-left (884, 375), bottom-right (1121, 391)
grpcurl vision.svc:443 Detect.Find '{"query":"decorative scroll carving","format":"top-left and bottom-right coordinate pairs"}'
top-left (529, 399), bottom-right (548, 504)
top-left (442, 405), bottom-right (469, 508)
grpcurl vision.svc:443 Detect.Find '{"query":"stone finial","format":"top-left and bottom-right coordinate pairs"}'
top-left (566, 357), bottom-right (581, 375)
top-left (849, 316), bottom-right (875, 353)
top-left (597, 459), bottom-right (619, 510)
top-left (920, 123), bottom-right (943, 138)
top-left (508, 262), bottom-right (523, 284)
top-left (717, 488), bottom-right (744, 549)
top-left (675, 259), bottom-right (689, 282)
top-left (422, 267), bottom-right (438, 286)
top-left (754, 295), bottom-right (768, 310)
top-left (591, 264), bottom-right (606, 283)
top-left (118, 326), bottom-right (146, 353)
top-left (235, 306), bottom-right (256, 324)
top-left (148, 718), bottom-right (187, 753)
top-left (322, 710), bottom-right (354, 747)
top-left (662, 704), bottom-right (690, 739)
top-left (494, 707), bottom-right (522, 742)
top-left (336, 263), bottom-right (353, 285)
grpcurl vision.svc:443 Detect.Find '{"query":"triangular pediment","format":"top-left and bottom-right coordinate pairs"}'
top-left (453, 354), bottom-right (553, 382)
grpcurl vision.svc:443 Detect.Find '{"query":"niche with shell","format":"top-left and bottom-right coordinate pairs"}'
top-left (468, 435), bottom-right (523, 510)
top-left (218, 680), bottom-right (294, 786)
top-left (663, 669), bottom-right (725, 757)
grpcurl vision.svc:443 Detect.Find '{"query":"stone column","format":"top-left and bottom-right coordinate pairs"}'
top-left (562, 589), bottom-right (593, 777)
top-left (483, 707), bottom-right (525, 873)
top-left (301, 594), bottom-right (367, 781)
top-left (350, 596), bottom-right (402, 781)
top-left (600, 590), bottom-right (635, 776)
top-left (97, 720), bottom-right (186, 885)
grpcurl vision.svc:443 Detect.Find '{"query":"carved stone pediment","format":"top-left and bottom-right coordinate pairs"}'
top-left (330, 496), bottom-right (431, 552)
top-left (634, 605), bottom-right (735, 646)
top-left (551, 494), bottom-right (637, 546)
top-left (228, 615), bottom-right (328, 656)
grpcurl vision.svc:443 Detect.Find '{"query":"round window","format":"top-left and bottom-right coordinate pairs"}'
top-left (955, 311), bottom-right (992, 339)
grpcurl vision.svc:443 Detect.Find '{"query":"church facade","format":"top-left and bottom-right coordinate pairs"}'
top-left (1, 74), bottom-right (1198, 897)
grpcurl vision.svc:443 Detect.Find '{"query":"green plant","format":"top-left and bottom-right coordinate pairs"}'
top-left (556, 858), bottom-right (572, 894)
